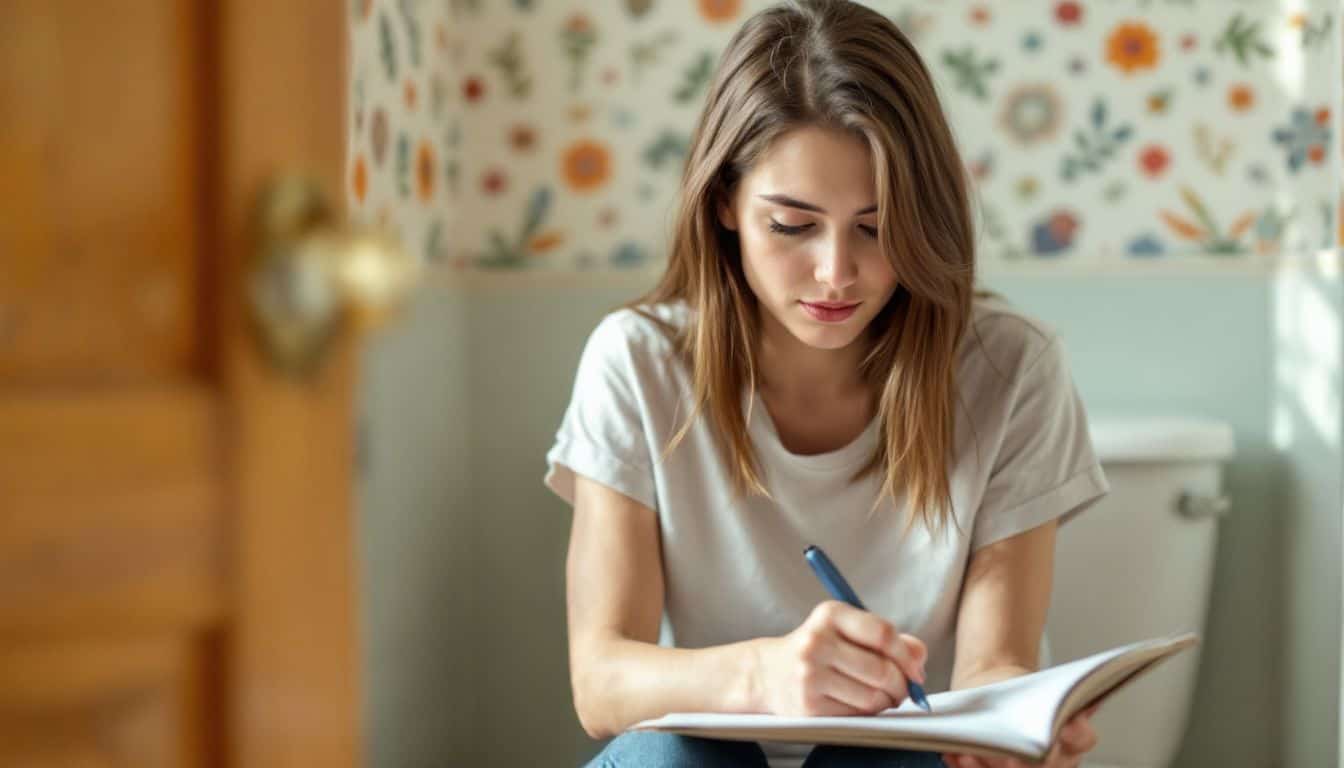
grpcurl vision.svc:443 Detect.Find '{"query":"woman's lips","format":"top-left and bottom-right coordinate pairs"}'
top-left (799, 301), bottom-right (860, 323)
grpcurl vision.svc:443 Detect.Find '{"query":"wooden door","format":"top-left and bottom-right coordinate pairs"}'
top-left (0, 1), bottom-right (363, 766)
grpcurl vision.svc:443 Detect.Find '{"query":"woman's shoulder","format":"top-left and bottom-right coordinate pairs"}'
top-left (960, 291), bottom-right (1064, 385)
top-left (591, 300), bottom-right (691, 350)
top-left (581, 299), bottom-right (692, 373)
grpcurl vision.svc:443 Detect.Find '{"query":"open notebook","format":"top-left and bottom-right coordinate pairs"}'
top-left (634, 633), bottom-right (1198, 764)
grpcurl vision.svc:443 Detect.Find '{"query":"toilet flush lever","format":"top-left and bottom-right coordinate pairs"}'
top-left (1177, 492), bottom-right (1231, 519)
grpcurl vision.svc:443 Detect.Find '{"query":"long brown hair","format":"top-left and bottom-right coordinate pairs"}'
top-left (629, 0), bottom-right (976, 537)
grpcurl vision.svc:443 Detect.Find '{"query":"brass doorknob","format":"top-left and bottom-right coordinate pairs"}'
top-left (247, 174), bottom-right (421, 375)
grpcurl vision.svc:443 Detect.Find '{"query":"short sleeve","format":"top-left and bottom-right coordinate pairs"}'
top-left (972, 337), bottom-right (1110, 551)
top-left (543, 315), bottom-right (658, 512)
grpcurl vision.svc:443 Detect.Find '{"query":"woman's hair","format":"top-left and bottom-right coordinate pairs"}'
top-left (628, 0), bottom-right (977, 537)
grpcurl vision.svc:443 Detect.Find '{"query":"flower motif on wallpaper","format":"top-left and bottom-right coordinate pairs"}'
top-left (1105, 22), bottom-right (1160, 74)
top-left (1214, 14), bottom-right (1274, 68)
top-left (481, 168), bottom-right (508, 196)
top-left (1159, 186), bottom-right (1255, 256)
top-left (1030, 209), bottom-right (1080, 256)
top-left (1272, 107), bottom-right (1332, 173)
top-left (562, 139), bottom-right (613, 192)
top-left (1126, 233), bottom-right (1165, 257)
top-left (1054, 2), bottom-right (1083, 27)
top-left (509, 124), bottom-right (537, 152)
top-left (1226, 83), bottom-right (1255, 113)
top-left (462, 76), bottom-right (486, 103)
top-left (1137, 144), bottom-right (1170, 179)
top-left (561, 14), bottom-right (598, 92)
top-left (697, 0), bottom-right (742, 24)
top-left (1060, 98), bottom-right (1133, 182)
top-left (998, 84), bottom-right (1062, 145)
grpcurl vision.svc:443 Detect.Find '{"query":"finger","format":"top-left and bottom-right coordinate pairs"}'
top-left (823, 639), bottom-right (909, 705)
top-left (820, 603), bottom-right (926, 683)
top-left (816, 664), bottom-right (894, 714)
top-left (1058, 719), bottom-right (1098, 754)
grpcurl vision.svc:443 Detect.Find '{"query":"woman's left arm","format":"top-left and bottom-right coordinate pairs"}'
top-left (942, 520), bottom-right (1099, 768)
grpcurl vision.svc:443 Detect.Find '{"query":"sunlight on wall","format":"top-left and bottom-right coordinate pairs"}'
top-left (1273, 251), bottom-right (1342, 451)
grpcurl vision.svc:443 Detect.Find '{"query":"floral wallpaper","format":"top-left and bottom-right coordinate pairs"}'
top-left (347, 0), bottom-right (1342, 273)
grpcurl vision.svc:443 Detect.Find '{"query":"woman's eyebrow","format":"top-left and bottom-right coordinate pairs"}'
top-left (756, 193), bottom-right (877, 216)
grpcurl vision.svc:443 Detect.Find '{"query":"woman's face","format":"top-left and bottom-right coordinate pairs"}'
top-left (718, 125), bottom-right (899, 352)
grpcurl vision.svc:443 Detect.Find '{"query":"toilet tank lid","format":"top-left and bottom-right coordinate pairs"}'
top-left (1089, 417), bottom-right (1235, 462)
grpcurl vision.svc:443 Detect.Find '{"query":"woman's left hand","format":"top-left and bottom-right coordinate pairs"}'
top-left (941, 703), bottom-right (1099, 768)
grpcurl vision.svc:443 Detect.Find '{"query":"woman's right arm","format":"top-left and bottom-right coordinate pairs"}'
top-left (565, 475), bottom-right (929, 738)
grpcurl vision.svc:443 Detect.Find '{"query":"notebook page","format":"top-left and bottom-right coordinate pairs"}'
top-left (636, 637), bottom-right (1177, 757)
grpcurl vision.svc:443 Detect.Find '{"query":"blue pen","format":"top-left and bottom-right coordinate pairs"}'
top-left (804, 544), bottom-right (932, 713)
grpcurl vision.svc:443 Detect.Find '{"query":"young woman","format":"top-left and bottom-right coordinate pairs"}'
top-left (543, 2), bottom-right (1110, 766)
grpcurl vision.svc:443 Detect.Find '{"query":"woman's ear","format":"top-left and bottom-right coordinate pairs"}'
top-left (717, 194), bottom-right (738, 232)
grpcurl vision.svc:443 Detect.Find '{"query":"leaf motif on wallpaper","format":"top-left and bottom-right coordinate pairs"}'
top-left (1060, 98), bottom-right (1132, 182)
top-left (378, 11), bottom-right (398, 81)
top-left (643, 130), bottom-right (689, 170)
top-left (1158, 185), bottom-right (1254, 256)
top-left (395, 133), bottom-right (411, 198)
top-left (1299, 14), bottom-right (1333, 49)
top-left (450, 0), bottom-right (483, 17)
top-left (630, 29), bottom-right (681, 85)
top-left (978, 202), bottom-right (1025, 260)
top-left (425, 219), bottom-right (445, 263)
top-left (1214, 14), bottom-right (1274, 68)
top-left (472, 187), bottom-right (560, 269)
top-left (942, 47), bottom-right (999, 102)
top-left (610, 241), bottom-right (650, 268)
top-left (1193, 123), bottom-right (1236, 175)
top-left (673, 51), bottom-right (715, 104)
top-left (562, 14), bottom-right (600, 93)
top-left (487, 31), bottom-right (533, 98)
top-left (395, 0), bottom-right (422, 68)
top-left (626, 0), bottom-right (655, 19)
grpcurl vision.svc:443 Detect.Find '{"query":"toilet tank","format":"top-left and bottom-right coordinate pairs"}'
top-left (1045, 417), bottom-right (1235, 768)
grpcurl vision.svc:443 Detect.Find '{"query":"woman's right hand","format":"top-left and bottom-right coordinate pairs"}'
top-left (751, 600), bottom-right (928, 717)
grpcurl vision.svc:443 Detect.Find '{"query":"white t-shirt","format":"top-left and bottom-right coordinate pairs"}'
top-left (543, 294), bottom-right (1109, 767)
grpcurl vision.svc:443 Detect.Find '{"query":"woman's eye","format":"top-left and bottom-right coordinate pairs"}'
top-left (859, 224), bottom-right (878, 238)
top-left (768, 219), bottom-right (810, 235)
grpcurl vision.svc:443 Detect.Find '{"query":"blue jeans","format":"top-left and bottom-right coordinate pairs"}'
top-left (584, 731), bottom-right (945, 767)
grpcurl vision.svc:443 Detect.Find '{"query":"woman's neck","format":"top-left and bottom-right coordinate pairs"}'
top-left (754, 309), bottom-right (869, 403)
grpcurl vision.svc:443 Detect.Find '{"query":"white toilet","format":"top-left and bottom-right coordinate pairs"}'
top-left (1045, 417), bottom-right (1235, 768)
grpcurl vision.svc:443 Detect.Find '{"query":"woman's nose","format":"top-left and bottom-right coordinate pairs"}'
top-left (814, 238), bottom-right (859, 290)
